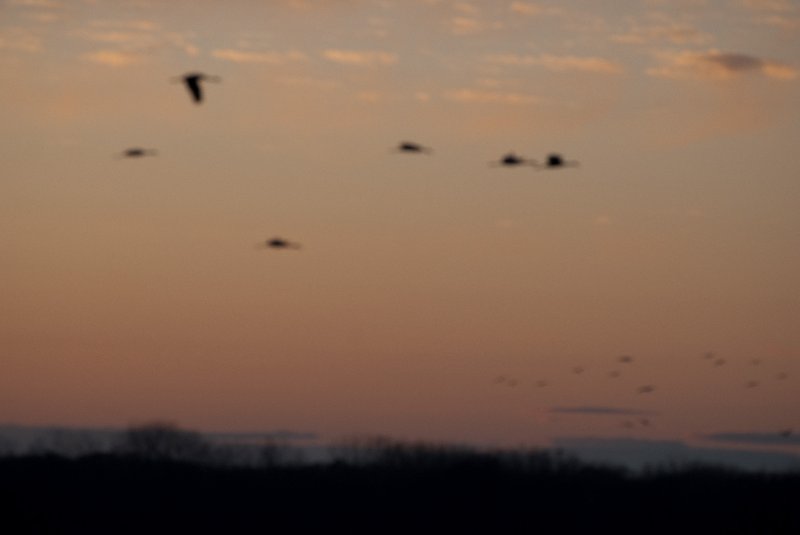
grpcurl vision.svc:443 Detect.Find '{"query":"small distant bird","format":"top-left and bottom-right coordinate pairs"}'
top-left (259, 237), bottom-right (301, 250)
top-left (572, 366), bottom-right (584, 375)
top-left (118, 147), bottom-right (157, 158)
top-left (703, 351), bottom-right (715, 360)
top-left (713, 358), bottom-right (726, 367)
top-left (618, 355), bottom-right (634, 364)
top-left (172, 72), bottom-right (221, 104)
top-left (394, 141), bottom-right (432, 154)
top-left (779, 429), bottom-right (793, 438)
top-left (490, 152), bottom-right (537, 167)
top-left (637, 385), bottom-right (655, 394)
top-left (536, 153), bottom-right (579, 169)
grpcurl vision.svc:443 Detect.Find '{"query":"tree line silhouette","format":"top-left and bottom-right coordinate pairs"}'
top-left (2, 422), bottom-right (799, 533)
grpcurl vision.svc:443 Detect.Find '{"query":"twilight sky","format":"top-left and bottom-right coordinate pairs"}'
top-left (1, 0), bottom-right (799, 455)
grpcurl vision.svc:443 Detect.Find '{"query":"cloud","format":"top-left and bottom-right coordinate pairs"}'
top-left (757, 14), bottom-right (800, 30)
top-left (447, 4), bottom-right (503, 35)
top-left (509, 2), bottom-right (543, 16)
top-left (740, 0), bottom-right (795, 12)
top-left (705, 432), bottom-right (800, 447)
top-left (76, 30), bottom-right (158, 46)
top-left (611, 21), bottom-right (712, 45)
top-left (322, 49), bottom-right (397, 66)
top-left (453, 2), bottom-right (479, 15)
top-left (484, 53), bottom-right (624, 74)
top-left (647, 49), bottom-right (798, 80)
top-left (8, 0), bottom-right (62, 6)
top-left (445, 88), bottom-right (541, 104)
top-left (213, 49), bottom-right (308, 64)
top-left (278, 76), bottom-right (342, 90)
top-left (0, 28), bottom-right (42, 53)
top-left (73, 22), bottom-right (199, 60)
top-left (549, 406), bottom-right (654, 416)
top-left (82, 50), bottom-right (144, 67)
top-left (88, 19), bottom-right (160, 31)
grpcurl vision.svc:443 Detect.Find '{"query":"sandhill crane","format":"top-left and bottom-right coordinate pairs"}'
top-left (394, 141), bottom-right (433, 154)
top-left (172, 72), bottom-right (221, 104)
top-left (489, 152), bottom-right (537, 167)
top-left (117, 147), bottom-right (157, 158)
top-left (258, 237), bottom-right (302, 250)
top-left (536, 153), bottom-right (579, 169)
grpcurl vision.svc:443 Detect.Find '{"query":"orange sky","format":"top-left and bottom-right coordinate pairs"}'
top-left (1, 0), bottom-right (799, 453)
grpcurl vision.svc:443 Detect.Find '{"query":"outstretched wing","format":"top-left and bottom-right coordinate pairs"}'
top-left (184, 77), bottom-right (203, 103)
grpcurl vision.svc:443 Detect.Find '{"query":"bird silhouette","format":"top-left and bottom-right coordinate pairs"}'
top-left (618, 355), bottom-right (634, 364)
top-left (117, 147), bottom-right (157, 158)
top-left (536, 153), bottom-right (579, 169)
top-left (172, 72), bottom-right (221, 104)
top-left (258, 237), bottom-right (302, 250)
top-left (637, 385), bottom-right (656, 394)
top-left (394, 141), bottom-right (432, 154)
top-left (489, 152), bottom-right (537, 167)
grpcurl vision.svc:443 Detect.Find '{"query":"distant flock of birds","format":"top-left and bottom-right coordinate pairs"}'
top-left (116, 72), bottom-right (794, 441)
top-left (119, 72), bottom-right (580, 251)
top-left (494, 352), bottom-right (793, 437)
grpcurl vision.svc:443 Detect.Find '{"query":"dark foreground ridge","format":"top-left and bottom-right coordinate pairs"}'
top-left (3, 426), bottom-right (799, 534)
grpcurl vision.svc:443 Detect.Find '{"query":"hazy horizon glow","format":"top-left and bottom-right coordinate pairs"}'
top-left (2, 0), bottom-right (799, 455)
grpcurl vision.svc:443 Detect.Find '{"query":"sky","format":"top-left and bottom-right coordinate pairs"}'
top-left (1, 0), bottom-right (799, 462)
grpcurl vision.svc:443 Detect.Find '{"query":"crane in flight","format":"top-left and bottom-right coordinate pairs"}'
top-left (117, 147), bottom-right (157, 158)
top-left (172, 72), bottom-right (221, 104)
top-left (393, 141), bottom-right (433, 154)
top-left (489, 152), bottom-right (537, 167)
top-left (536, 153), bottom-right (579, 169)
top-left (258, 237), bottom-right (302, 250)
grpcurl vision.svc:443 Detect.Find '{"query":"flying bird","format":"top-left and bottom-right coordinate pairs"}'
top-left (489, 152), bottom-right (537, 167)
top-left (536, 153), bottom-right (579, 169)
top-left (172, 72), bottom-right (221, 104)
top-left (618, 355), bottom-right (634, 364)
top-left (394, 141), bottom-right (433, 154)
top-left (637, 385), bottom-right (656, 394)
top-left (259, 237), bottom-right (302, 250)
top-left (117, 147), bottom-right (157, 158)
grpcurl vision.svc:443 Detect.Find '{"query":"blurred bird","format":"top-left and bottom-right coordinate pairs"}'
top-left (118, 147), bottom-right (157, 158)
top-left (490, 152), bottom-right (537, 167)
top-left (394, 141), bottom-right (433, 154)
top-left (618, 355), bottom-right (634, 364)
top-left (172, 72), bottom-right (221, 104)
top-left (259, 237), bottom-right (301, 250)
top-left (536, 153), bottom-right (579, 169)
top-left (637, 385), bottom-right (656, 394)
